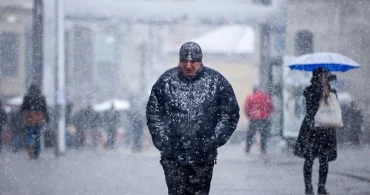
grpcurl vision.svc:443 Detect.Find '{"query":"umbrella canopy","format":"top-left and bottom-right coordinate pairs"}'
top-left (93, 99), bottom-right (130, 112)
top-left (288, 52), bottom-right (361, 72)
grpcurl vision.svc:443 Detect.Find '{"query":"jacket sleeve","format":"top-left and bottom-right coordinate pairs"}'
top-left (214, 78), bottom-right (240, 147)
top-left (146, 83), bottom-right (167, 151)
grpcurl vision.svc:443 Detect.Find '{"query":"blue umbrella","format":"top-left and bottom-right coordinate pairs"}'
top-left (288, 52), bottom-right (361, 72)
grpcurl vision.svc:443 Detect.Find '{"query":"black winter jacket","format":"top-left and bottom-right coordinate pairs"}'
top-left (294, 84), bottom-right (337, 161)
top-left (146, 66), bottom-right (240, 164)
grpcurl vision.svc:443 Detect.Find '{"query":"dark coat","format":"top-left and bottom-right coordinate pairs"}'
top-left (20, 88), bottom-right (49, 126)
top-left (294, 84), bottom-right (337, 161)
top-left (146, 66), bottom-right (240, 164)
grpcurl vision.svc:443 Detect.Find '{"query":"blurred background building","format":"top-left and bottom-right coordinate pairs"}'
top-left (0, 0), bottom-right (31, 99)
top-left (0, 0), bottom-right (369, 137)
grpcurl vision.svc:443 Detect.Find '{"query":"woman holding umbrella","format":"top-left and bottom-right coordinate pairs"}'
top-left (289, 52), bottom-right (360, 194)
top-left (294, 68), bottom-right (337, 195)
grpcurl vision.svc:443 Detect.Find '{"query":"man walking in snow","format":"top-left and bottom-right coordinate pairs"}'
top-left (146, 42), bottom-right (240, 195)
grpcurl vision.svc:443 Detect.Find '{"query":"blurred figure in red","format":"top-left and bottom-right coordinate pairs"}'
top-left (244, 86), bottom-right (274, 154)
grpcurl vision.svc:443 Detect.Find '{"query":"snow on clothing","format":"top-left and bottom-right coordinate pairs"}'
top-left (244, 90), bottom-right (274, 120)
top-left (146, 66), bottom-right (240, 164)
top-left (294, 84), bottom-right (337, 162)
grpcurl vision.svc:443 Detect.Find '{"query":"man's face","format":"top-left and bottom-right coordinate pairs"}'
top-left (178, 61), bottom-right (202, 77)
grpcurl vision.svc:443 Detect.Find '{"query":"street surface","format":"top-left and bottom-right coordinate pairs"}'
top-left (1, 142), bottom-right (370, 195)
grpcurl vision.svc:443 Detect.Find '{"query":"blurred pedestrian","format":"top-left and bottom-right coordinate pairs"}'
top-left (71, 109), bottom-right (85, 148)
top-left (349, 102), bottom-right (364, 145)
top-left (10, 108), bottom-right (25, 152)
top-left (338, 102), bottom-right (351, 144)
top-left (340, 101), bottom-right (363, 145)
top-left (84, 105), bottom-right (99, 148)
top-left (294, 68), bottom-right (337, 195)
top-left (66, 102), bottom-right (74, 125)
top-left (244, 86), bottom-right (274, 155)
top-left (21, 84), bottom-right (49, 159)
top-left (105, 105), bottom-right (119, 150)
top-left (146, 42), bottom-right (240, 195)
top-left (0, 101), bottom-right (7, 152)
top-left (128, 96), bottom-right (145, 152)
top-left (64, 102), bottom-right (74, 147)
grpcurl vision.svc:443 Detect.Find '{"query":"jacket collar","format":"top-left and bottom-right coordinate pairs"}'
top-left (178, 65), bottom-right (206, 82)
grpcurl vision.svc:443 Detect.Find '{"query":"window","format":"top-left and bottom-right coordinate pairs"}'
top-left (73, 26), bottom-right (93, 80)
top-left (0, 32), bottom-right (19, 76)
top-left (295, 30), bottom-right (313, 56)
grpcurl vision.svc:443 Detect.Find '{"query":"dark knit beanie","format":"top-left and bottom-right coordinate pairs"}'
top-left (179, 42), bottom-right (202, 62)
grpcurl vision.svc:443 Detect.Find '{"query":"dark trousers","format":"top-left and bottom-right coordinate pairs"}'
top-left (304, 155), bottom-right (329, 188)
top-left (26, 126), bottom-right (42, 158)
top-left (246, 119), bottom-right (270, 153)
top-left (161, 160), bottom-right (215, 195)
